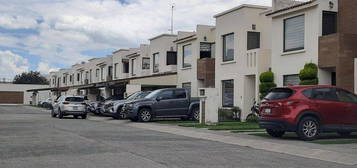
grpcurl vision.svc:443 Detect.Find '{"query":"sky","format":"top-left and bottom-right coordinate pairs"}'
top-left (0, 0), bottom-right (271, 80)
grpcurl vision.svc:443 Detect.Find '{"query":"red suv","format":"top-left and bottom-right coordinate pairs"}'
top-left (259, 85), bottom-right (357, 141)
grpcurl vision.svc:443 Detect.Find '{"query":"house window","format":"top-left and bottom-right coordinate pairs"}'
top-left (108, 66), bottom-right (113, 77)
top-left (183, 44), bottom-right (192, 68)
top-left (131, 58), bottom-right (136, 76)
top-left (247, 32), bottom-right (260, 50)
top-left (284, 15), bottom-right (305, 52)
top-left (123, 61), bottom-right (129, 73)
top-left (89, 70), bottom-right (92, 82)
top-left (182, 82), bottom-right (191, 94)
top-left (223, 33), bottom-right (234, 62)
top-left (63, 76), bottom-right (66, 84)
top-left (167, 51), bottom-right (177, 65)
top-left (322, 11), bottom-right (337, 36)
top-left (77, 73), bottom-right (80, 81)
top-left (283, 74), bottom-right (300, 86)
top-left (95, 69), bottom-right (99, 77)
top-left (114, 64), bottom-right (118, 78)
top-left (200, 43), bottom-right (215, 59)
top-left (222, 80), bottom-right (234, 107)
top-left (100, 67), bottom-right (104, 80)
top-left (153, 53), bottom-right (159, 73)
top-left (142, 58), bottom-right (150, 70)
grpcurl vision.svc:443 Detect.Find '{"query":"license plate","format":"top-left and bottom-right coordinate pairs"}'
top-left (73, 106), bottom-right (78, 110)
top-left (264, 108), bottom-right (271, 114)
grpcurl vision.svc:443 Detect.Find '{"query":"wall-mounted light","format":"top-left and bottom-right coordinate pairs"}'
top-left (252, 24), bottom-right (256, 30)
top-left (204, 36), bottom-right (207, 41)
top-left (329, 1), bottom-right (334, 9)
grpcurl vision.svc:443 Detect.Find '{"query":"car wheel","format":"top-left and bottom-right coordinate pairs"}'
top-left (191, 107), bottom-right (199, 121)
top-left (81, 114), bottom-right (87, 119)
top-left (138, 108), bottom-right (152, 122)
top-left (266, 129), bottom-right (285, 138)
top-left (58, 109), bottom-right (64, 119)
top-left (337, 131), bottom-right (352, 137)
top-left (119, 112), bottom-right (127, 120)
top-left (297, 117), bottom-right (320, 141)
top-left (51, 109), bottom-right (57, 118)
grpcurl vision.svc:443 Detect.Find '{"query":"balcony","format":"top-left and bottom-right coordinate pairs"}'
top-left (197, 58), bottom-right (215, 87)
top-left (244, 49), bottom-right (271, 75)
top-left (318, 34), bottom-right (339, 68)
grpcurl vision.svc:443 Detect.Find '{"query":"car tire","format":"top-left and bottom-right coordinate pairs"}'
top-left (297, 116), bottom-right (320, 141)
top-left (58, 109), bottom-right (64, 119)
top-left (82, 114), bottom-right (87, 119)
top-left (266, 129), bottom-right (285, 138)
top-left (138, 108), bottom-right (152, 122)
top-left (191, 107), bottom-right (199, 121)
top-left (337, 131), bottom-right (352, 137)
top-left (51, 109), bottom-right (57, 118)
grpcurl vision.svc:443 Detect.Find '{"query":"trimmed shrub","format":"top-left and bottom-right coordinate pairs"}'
top-left (299, 63), bottom-right (319, 85)
top-left (259, 71), bottom-right (274, 83)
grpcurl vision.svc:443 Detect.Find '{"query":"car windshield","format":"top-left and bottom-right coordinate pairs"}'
top-left (264, 88), bottom-right (294, 101)
top-left (126, 92), bottom-right (152, 101)
top-left (145, 90), bottom-right (161, 99)
top-left (65, 97), bottom-right (84, 102)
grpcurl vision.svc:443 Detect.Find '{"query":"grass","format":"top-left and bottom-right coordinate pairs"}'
top-left (250, 132), bottom-right (357, 145)
top-left (158, 120), bottom-right (260, 131)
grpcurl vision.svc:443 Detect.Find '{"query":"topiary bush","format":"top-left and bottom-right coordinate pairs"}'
top-left (299, 63), bottom-right (318, 85)
top-left (259, 70), bottom-right (277, 99)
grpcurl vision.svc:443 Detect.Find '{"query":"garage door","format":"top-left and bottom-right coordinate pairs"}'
top-left (0, 91), bottom-right (24, 104)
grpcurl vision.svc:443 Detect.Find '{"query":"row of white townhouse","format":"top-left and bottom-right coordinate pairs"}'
top-left (31, 0), bottom-right (357, 122)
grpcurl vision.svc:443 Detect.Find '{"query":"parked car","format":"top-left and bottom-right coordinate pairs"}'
top-left (51, 96), bottom-right (87, 119)
top-left (103, 91), bottom-right (152, 119)
top-left (259, 85), bottom-right (357, 141)
top-left (122, 88), bottom-right (200, 122)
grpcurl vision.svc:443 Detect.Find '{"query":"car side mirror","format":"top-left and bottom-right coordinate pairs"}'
top-left (156, 97), bottom-right (163, 101)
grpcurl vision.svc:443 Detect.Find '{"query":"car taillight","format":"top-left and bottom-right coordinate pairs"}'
top-left (63, 102), bottom-right (70, 104)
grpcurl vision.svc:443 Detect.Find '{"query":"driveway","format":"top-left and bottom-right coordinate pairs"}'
top-left (0, 105), bottom-right (355, 168)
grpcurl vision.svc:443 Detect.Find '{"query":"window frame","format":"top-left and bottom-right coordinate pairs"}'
top-left (336, 89), bottom-right (357, 104)
top-left (131, 58), bottom-right (136, 76)
top-left (142, 57), bottom-right (150, 70)
top-left (174, 89), bottom-right (187, 99)
top-left (283, 14), bottom-right (305, 52)
top-left (283, 74), bottom-right (300, 86)
top-left (247, 31), bottom-right (261, 50)
top-left (222, 79), bottom-right (234, 107)
top-left (182, 44), bottom-right (192, 68)
top-left (222, 33), bottom-right (234, 62)
top-left (311, 88), bottom-right (338, 102)
top-left (157, 90), bottom-right (175, 100)
top-left (322, 11), bottom-right (337, 36)
top-left (153, 52), bottom-right (159, 73)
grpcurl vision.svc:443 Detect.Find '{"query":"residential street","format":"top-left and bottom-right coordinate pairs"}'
top-left (0, 105), bottom-right (355, 168)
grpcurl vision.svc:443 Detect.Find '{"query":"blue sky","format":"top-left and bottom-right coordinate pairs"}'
top-left (0, 0), bottom-right (271, 79)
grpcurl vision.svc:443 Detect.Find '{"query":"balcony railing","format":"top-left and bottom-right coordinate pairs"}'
top-left (245, 49), bottom-right (271, 75)
top-left (197, 58), bottom-right (215, 88)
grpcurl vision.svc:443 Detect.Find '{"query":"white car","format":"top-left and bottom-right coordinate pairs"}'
top-left (51, 96), bottom-right (87, 119)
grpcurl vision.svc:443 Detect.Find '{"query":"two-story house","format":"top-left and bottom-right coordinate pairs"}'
top-left (214, 5), bottom-right (272, 120)
top-left (175, 25), bottom-right (216, 97)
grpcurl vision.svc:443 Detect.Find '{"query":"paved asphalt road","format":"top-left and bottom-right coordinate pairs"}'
top-left (0, 105), bottom-right (355, 168)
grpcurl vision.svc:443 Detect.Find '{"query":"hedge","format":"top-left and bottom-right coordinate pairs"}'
top-left (259, 71), bottom-right (274, 83)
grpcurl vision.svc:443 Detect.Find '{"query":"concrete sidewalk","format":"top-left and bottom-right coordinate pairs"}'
top-left (87, 116), bottom-right (357, 166)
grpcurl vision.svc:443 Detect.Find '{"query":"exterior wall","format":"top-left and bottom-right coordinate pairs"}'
top-left (112, 49), bottom-right (130, 80)
top-left (149, 34), bottom-right (178, 74)
top-left (214, 6), bottom-right (271, 120)
top-left (176, 25), bottom-right (215, 97)
top-left (0, 84), bottom-right (50, 104)
top-left (271, 0), bottom-right (338, 87)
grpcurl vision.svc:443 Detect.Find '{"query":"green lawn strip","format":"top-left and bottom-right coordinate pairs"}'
top-left (249, 132), bottom-right (357, 144)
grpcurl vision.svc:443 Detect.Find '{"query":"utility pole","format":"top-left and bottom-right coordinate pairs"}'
top-left (169, 1), bottom-right (175, 34)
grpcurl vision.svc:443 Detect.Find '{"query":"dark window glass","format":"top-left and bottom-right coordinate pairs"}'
top-left (200, 43), bottom-right (215, 59)
top-left (65, 97), bottom-right (84, 102)
top-left (174, 89), bottom-right (187, 99)
top-left (183, 44), bottom-right (192, 68)
top-left (322, 11), bottom-right (337, 36)
top-left (142, 58), bottom-right (150, 70)
top-left (302, 89), bottom-right (313, 98)
top-left (331, 72), bottom-right (336, 86)
top-left (77, 73), bottom-right (80, 81)
top-left (336, 89), bottom-right (357, 104)
top-left (222, 80), bottom-right (234, 107)
top-left (153, 53), bottom-right (159, 73)
top-left (114, 64), bottom-right (118, 78)
top-left (223, 33), bottom-right (234, 62)
top-left (131, 59), bottom-right (136, 76)
top-left (247, 32), bottom-right (260, 50)
top-left (264, 88), bottom-right (294, 101)
top-left (158, 90), bottom-right (174, 100)
top-left (182, 82), bottom-right (191, 94)
top-left (108, 66), bottom-right (113, 77)
top-left (123, 62), bottom-right (129, 73)
top-left (283, 74), bottom-right (300, 86)
top-left (167, 51), bottom-right (177, 65)
top-left (284, 15), bottom-right (305, 52)
top-left (311, 88), bottom-right (338, 101)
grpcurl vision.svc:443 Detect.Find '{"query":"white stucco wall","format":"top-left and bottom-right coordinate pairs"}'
top-left (271, 0), bottom-right (338, 87)
top-left (149, 34), bottom-right (178, 74)
top-left (0, 84), bottom-right (50, 105)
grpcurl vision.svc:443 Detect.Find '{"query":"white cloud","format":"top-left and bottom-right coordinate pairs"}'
top-left (0, 50), bottom-right (29, 79)
top-left (0, 0), bottom-right (271, 72)
top-left (37, 62), bottom-right (59, 75)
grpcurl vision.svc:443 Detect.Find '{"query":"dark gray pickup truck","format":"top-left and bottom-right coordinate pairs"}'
top-left (122, 88), bottom-right (200, 122)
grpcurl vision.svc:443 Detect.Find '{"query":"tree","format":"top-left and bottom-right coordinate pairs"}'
top-left (13, 71), bottom-right (49, 85)
top-left (259, 70), bottom-right (277, 99)
top-left (299, 63), bottom-right (318, 85)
